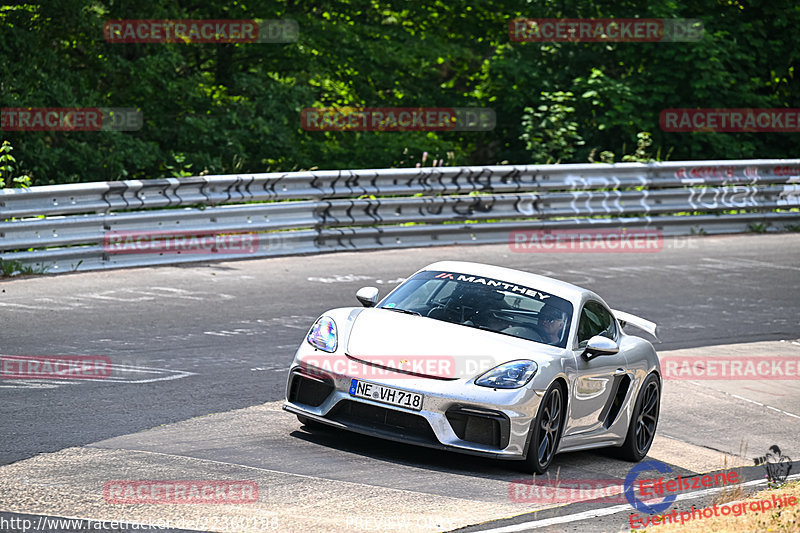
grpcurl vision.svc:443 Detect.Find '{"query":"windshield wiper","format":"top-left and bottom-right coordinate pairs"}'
top-left (382, 307), bottom-right (421, 316)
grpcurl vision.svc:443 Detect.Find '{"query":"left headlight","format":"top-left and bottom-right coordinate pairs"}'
top-left (307, 316), bottom-right (337, 352)
top-left (475, 359), bottom-right (538, 389)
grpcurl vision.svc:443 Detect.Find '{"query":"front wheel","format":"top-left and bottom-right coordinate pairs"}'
top-left (520, 382), bottom-right (565, 474)
top-left (616, 373), bottom-right (660, 461)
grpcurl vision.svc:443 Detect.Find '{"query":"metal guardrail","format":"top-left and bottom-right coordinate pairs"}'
top-left (1, 160), bottom-right (799, 273)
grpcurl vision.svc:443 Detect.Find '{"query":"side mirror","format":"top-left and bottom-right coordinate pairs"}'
top-left (356, 286), bottom-right (379, 307)
top-left (582, 335), bottom-right (619, 360)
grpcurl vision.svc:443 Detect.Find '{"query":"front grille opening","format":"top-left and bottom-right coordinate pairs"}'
top-left (288, 370), bottom-right (334, 407)
top-left (327, 400), bottom-right (437, 443)
top-left (446, 407), bottom-right (510, 449)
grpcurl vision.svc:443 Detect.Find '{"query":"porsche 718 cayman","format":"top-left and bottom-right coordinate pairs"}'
top-left (283, 261), bottom-right (661, 473)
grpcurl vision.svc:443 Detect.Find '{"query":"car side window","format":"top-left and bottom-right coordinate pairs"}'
top-left (576, 301), bottom-right (617, 347)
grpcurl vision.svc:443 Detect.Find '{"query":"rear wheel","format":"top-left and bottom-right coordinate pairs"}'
top-left (520, 382), bottom-right (565, 474)
top-left (616, 373), bottom-right (660, 461)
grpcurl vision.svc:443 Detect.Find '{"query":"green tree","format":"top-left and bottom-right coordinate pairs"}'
top-left (0, 140), bottom-right (31, 188)
top-left (0, 0), bottom-right (797, 184)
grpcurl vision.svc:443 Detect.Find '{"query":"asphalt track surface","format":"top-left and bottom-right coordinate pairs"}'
top-left (1, 233), bottom-right (799, 532)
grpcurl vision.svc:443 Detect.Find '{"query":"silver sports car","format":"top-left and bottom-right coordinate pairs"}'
top-left (283, 261), bottom-right (661, 473)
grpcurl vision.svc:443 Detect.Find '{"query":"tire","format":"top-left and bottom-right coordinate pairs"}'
top-left (519, 382), bottom-right (565, 474)
top-left (616, 373), bottom-right (660, 462)
top-left (296, 415), bottom-right (325, 430)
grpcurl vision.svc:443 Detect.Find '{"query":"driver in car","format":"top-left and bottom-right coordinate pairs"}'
top-left (538, 305), bottom-right (567, 345)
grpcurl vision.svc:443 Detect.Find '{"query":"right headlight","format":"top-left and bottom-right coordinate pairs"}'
top-left (475, 359), bottom-right (538, 389)
top-left (306, 316), bottom-right (337, 352)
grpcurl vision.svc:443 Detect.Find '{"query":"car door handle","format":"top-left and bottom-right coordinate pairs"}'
top-left (613, 368), bottom-right (627, 376)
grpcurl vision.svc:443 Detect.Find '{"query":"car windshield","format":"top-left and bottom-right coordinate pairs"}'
top-left (377, 270), bottom-right (573, 348)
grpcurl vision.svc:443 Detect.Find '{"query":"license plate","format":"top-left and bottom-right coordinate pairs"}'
top-left (349, 379), bottom-right (423, 411)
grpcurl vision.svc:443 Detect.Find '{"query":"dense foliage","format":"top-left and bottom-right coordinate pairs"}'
top-left (1, 0), bottom-right (797, 185)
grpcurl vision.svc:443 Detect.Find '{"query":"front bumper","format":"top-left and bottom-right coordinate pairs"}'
top-left (283, 357), bottom-right (547, 460)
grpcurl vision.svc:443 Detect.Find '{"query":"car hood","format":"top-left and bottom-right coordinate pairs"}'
top-left (345, 308), bottom-right (561, 379)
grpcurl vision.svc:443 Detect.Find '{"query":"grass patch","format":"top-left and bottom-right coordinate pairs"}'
top-left (0, 259), bottom-right (50, 277)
